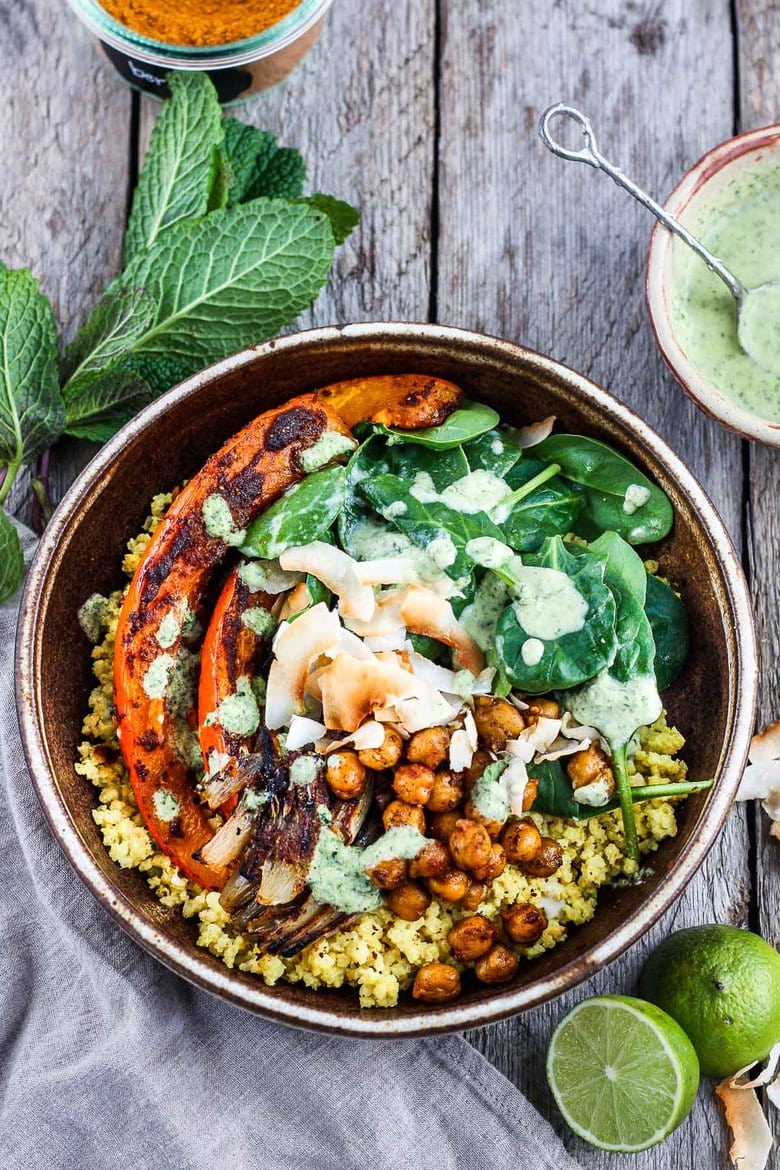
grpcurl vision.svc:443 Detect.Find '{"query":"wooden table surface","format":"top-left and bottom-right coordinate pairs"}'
top-left (4, 2), bottom-right (779, 1166)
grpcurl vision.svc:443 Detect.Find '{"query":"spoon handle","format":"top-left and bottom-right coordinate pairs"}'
top-left (538, 103), bottom-right (745, 304)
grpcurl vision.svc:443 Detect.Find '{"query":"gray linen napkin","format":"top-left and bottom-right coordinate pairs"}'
top-left (0, 520), bottom-right (581, 1170)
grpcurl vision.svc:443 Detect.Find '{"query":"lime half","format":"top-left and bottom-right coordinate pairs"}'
top-left (546, 995), bottom-right (700, 1152)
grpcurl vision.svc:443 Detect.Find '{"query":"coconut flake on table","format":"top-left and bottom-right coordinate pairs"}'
top-left (715, 1042), bottom-right (780, 1170)
top-left (286, 715), bottom-right (328, 751)
top-left (735, 719), bottom-right (780, 840)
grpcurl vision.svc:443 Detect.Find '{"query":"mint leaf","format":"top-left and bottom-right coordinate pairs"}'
top-left (111, 200), bottom-right (335, 379)
top-left (246, 143), bottom-right (305, 200)
top-left (123, 72), bottom-right (225, 265)
top-left (120, 353), bottom-right (196, 397)
top-left (0, 510), bottom-right (24, 602)
top-left (63, 368), bottom-right (153, 442)
top-left (296, 195), bottom-right (359, 245)
top-left (62, 286), bottom-right (155, 384)
top-left (222, 118), bottom-right (270, 205)
top-left (0, 266), bottom-right (64, 468)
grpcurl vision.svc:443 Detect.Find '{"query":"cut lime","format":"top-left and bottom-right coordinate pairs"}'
top-left (546, 995), bottom-right (700, 1152)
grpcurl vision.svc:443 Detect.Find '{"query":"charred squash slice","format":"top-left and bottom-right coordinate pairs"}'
top-left (313, 374), bottom-right (462, 429)
top-left (113, 395), bottom-right (353, 889)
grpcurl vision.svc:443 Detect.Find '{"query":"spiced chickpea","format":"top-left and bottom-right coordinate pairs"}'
top-left (409, 839), bottom-right (450, 880)
top-left (325, 751), bottom-right (368, 801)
top-left (522, 777), bottom-right (539, 811)
top-left (392, 763), bottom-right (435, 806)
top-left (464, 748), bottom-right (492, 794)
top-left (406, 726), bottom-right (450, 770)
top-left (412, 962), bottom-right (461, 1003)
top-left (427, 868), bottom-right (470, 903)
top-left (385, 880), bottom-right (431, 921)
top-left (501, 818), bottom-right (542, 866)
top-left (471, 842), bottom-right (506, 883)
top-left (474, 944), bottom-right (519, 984)
top-left (464, 798), bottom-right (504, 839)
top-left (473, 695), bottom-right (525, 752)
top-left (366, 857), bottom-right (407, 890)
top-left (566, 742), bottom-right (615, 797)
top-left (447, 914), bottom-right (497, 961)
top-left (426, 769), bottom-right (464, 813)
top-left (522, 836), bottom-right (564, 878)
top-left (501, 902), bottom-right (548, 944)
top-left (448, 819), bottom-right (492, 873)
top-left (428, 810), bottom-right (461, 841)
top-left (359, 727), bottom-right (403, 771)
top-left (527, 697), bottom-right (560, 721)
top-left (461, 880), bottom-right (488, 912)
top-left (382, 800), bottom-right (426, 835)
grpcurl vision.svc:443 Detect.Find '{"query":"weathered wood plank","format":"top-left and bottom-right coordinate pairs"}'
top-left (735, 1), bottom-right (780, 1155)
top-left (139, 0), bottom-right (436, 324)
top-left (437, 1), bottom-right (750, 1165)
top-left (2, 1), bottom-right (131, 526)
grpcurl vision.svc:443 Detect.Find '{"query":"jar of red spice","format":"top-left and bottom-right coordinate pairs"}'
top-left (66, 0), bottom-right (334, 103)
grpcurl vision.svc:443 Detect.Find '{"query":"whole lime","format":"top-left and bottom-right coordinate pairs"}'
top-left (639, 925), bottom-right (780, 1078)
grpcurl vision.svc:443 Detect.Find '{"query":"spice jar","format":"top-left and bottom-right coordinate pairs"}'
top-left (65, 0), bottom-right (334, 104)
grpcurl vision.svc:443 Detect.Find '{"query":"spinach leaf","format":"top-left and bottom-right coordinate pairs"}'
top-left (494, 536), bottom-right (617, 693)
top-left (294, 195), bottom-right (359, 245)
top-left (0, 511), bottom-right (24, 603)
top-left (240, 465), bottom-right (347, 559)
top-left (305, 574), bottom-right (333, 608)
top-left (463, 428), bottom-right (523, 477)
top-left (645, 573), bottom-right (690, 691)
top-left (337, 435), bottom-right (392, 557)
top-left (0, 267), bottom-right (64, 474)
top-left (380, 400), bottom-right (499, 449)
top-left (360, 471), bottom-right (505, 582)
top-left (529, 758), bottom-right (713, 821)
top-left (528, 434), bottom-right (673, 545)
top-left (589, 531), bottom-right (651, 681)
top-left (386, 439), bottom-right (469, 491)
top-left (501, 458), bottom-right (583, 552)
top-left (409, 633), bottom-right (452, 667)
top-left (123, 72), bottom-right (225, 265)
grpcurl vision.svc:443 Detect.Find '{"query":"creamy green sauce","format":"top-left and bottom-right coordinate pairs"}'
top-left (348, 516), bottom-right (452, 587)
top-left (238, 559), bottom-right (304, 595)
top-left (623, 484), bottom-right (651, 515)
top-left (511, 565), bottom-right (588, 640)
top-left (566, 670), bottom-right (662, 748)
top-left (205, 675), bottom-right (260, 737)
top-left (520, 637), bottom-right (545, 666)
top-left (289, 755), bottom-right (321, 786)
top-left (308, 824), bottom-right (428, 914)
top-left (410, 469), bottom-right (511, 520)
top-left (669, 161), bottom-right (780, 422)
top-left (78, 593), bottom-right (110, 644)
top-left (152, 788), bottom-right (180, 823)
top-left (156, 612), bottom-right (181, 649)
top-left (202, 494), bottom-right (246, 546)
top-left (299, 431), bottom-right (356, 473)
top-left (142, 653), bottom-right (176, 699)
top-left (461, 573), bottom-right (508, 652)
top-left (470, 759), bottom-right (510, 824)
top-left (241, 607), bottom-right (276, 638)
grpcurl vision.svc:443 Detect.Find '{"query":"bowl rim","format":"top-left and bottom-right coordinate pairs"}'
top-left (646, 122), bottom-right (780, 447)
top-left (15, 321), bottom-right (758, 1038)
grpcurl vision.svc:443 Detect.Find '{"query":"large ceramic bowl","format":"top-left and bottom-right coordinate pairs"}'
top-left (16, 323), bottom-right (757, 1037)
top-left (646, 123), bottom-right (780, 446)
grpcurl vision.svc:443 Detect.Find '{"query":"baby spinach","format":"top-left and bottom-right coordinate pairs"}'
top-left (463, 428), bottom-right (523, 477)
top-left (494, 536), bottom-right (617, 693)
top-left (240, 465), bottom-right (346, 559)
top-left (337, 435), bottom-right (392, 557)
top-left (380, 400), bottom-right (499, 449)
top-left (528, 434), bottom-right (673, 545)
top-left (360, 471), bottom-right (505, 582)
top-left (645, 573), bottom-right (690, 691)
top-left (501, 459), bottom-right (584, 552)
top-left (529, 758), bottom-right (713, 821)
top-left (386, 439), bottom-right (469, 491)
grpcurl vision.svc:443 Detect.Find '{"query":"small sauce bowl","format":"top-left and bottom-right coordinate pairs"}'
top-left (647, 124), bottom-right (780, 446)
top-left (66, 0), bottom-right (333, 104)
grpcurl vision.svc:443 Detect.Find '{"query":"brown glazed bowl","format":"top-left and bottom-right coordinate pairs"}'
top-left (16, 323), bottom-right (757, 1038)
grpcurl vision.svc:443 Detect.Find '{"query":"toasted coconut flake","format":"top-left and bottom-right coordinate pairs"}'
top-left (394, 690), bottom-right (462, 734)
top-left (503, 757), bottom-right (529, 816)
top-left (749, 720), bottom-right (780, 765)
top-left (317, 652), bottom-right (419, 732)
top-left (277, 581), bottom-right (312, 621)
top-left (537, 735), bottom-right (593, 762)
top-left (408, 651), bottom-right (458, 694)
top-left (449, 728), bottom-right (474, 772)
top-left (364, 629), bottom-right (408, 652)
top-left (399, 585), bottom-right (485, 674)
top-left (319, 719), bottom-right (387, 754)
top-left (464, 709), bottom-right (478, 751)
top-left (287, 715), bottom-right (327, 751)
top-left (344, 592), bottom-right (405, 638)
top-left (336, 628), bottom-right (375, 661)
top-left (737, 720), bottom-right (780, 836)
top-left (716, 1084), bottom-right (774, 1170)
top-left (352, 557), bottom-right (421, 587)
top-left (507, 693), bottom-right (530, 712)
top-left (265, 603), bottom-right (342, 729)
top-left (513, 415), bottom-right (556, 448)
top-left (280, 541), bottom-right (375, 622)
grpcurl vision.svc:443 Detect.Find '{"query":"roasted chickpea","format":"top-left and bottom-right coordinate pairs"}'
top-left (366, 857), bottom-right (408, 890)
top-left (359, 727), bottom-right (404, 771)
top-left (501, 902), bottom-right (548, 944)
top-left (522, 836), bottom-right (564, 878)
top-left (471, 842), bottom-right (506, 883)
top-left (382, 800), bottom-right (426, 834)
top-left (474, 944), bottom-right (519, 984)
top-left (392, 762), bottom-right (435, 806)
top-left (461, 880), bottom-right (489, 912)
top-left (428, 810), bottom-right (461, 841)
top-left (409, 839), bottom-right (450, 879)
top-left (427, 868), bottom-right (470, 903)
top-left (464, 798), bottom-right (504, 839)
top-left (325, 750), bottom-right (368, 800)
top-left (447, 914), bottom-right (497, 961)
top-left (412, 962), bottom-right (461, 1003)
top-left (385, 880), bottom-right (431, 921)
top-left (566, 743), bottom-right (615, 798)
top-left (464, 748), bottom-right (492, 793)
top-left (501, 818), bottom-right (542, 866)
top-left (407, 726), bottom-right (451, 770)
top-left (522, 777), bottom-right (539, 811)
top-left (448, 818), bottom-right (492, 873)
top-left (426, 769), bottom-right (464, 813)
top-left (527, 697), bottom-right (560, 721)
top-left (473, 695), bottom-right (525, 752)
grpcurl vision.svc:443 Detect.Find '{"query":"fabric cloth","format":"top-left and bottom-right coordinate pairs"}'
top-left (0, 519), bottom-right (581, 1170)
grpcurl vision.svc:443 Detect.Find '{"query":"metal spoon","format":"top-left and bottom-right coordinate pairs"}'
top-left (538, 103), bottom-right (780, 376)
